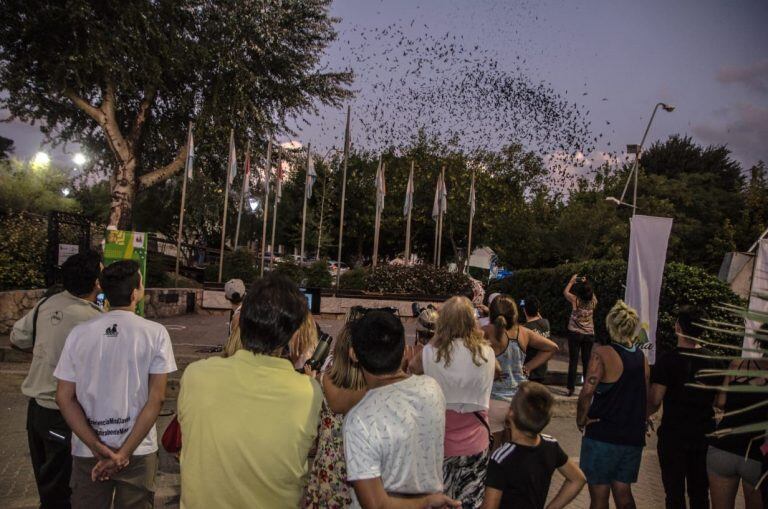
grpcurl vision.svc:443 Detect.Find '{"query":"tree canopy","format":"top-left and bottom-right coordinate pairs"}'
top-left (0, 0), bottom-right (351, 228)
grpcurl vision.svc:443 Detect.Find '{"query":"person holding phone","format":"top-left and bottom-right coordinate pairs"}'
top-left (563, 274), bottom-right (598, 396)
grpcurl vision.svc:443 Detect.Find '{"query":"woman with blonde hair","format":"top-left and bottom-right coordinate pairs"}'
top-left (224, 310), bottom-right (318, 365)
top-left (409, 296), bottom-right (495, 508)
top-left (577, 300), bottom-right (649, 509)
top-left (302, 307), bottom-right (369, 508)
top-left (482, 294), bottom-right (559, 445)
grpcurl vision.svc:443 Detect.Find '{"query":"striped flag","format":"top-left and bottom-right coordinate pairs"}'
top-left (227, 130), bottom-right (237, 185)
top-left (403, 163), bottom-right (414, 217)
top-left (184, 124), bottom-right (194, 181)
top-left (306, 154), bottom-right (317, 199)
top-left (431, 172), bottom-right (447, 221)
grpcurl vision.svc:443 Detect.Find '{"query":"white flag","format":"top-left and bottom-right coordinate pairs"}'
top-left (227, 130), bottom-right (237, 185)
top-left (468, 172), bottom-right (476, 219)
top-left (744, 239), bottom-right (768, 358)
top-left (624, 214), bottom-right (673, 365)
top-left (431, 172), bottom-right (444, 221)
top-left (275, 158), bottom-right (285, 204)
top-left (403, 164), bottom-right (414, 217)
top-left (306, 155), bottom-right (317, 199)
top-left (375, 160), bottom-right (386, 211)
top-left (184, 125), bottom-right (194, 181)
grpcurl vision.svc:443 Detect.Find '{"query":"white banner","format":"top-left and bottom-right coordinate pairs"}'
top-left (625, 215), bottom-right (673, 365)
top-left (744, 239), bottom-right (768, 357)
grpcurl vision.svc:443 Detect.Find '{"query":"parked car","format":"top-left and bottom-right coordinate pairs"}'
top-left (327, 260), bottom-right (349, 276)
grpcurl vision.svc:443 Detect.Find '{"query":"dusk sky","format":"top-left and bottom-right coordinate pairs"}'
top-left (2, 0), bottom-right (767, 173)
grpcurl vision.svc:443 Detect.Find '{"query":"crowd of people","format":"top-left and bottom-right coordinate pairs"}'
top-left (9, 252), bottom-right (768, 509)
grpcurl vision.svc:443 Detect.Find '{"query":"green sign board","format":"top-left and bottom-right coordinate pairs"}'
top-left (103, 230), bottom-right (148, 316)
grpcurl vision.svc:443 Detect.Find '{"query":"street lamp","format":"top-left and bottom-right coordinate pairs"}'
top-left (248, 196), bottom-right (260, 212)
top-left (73, 153), bottom-right (87, 166)
top-left (32, 151), bottom-right (50, 168)
top-left (61, 187), bottom-right (71, 197)
top-left (608, 102), bottom-right (674, 216)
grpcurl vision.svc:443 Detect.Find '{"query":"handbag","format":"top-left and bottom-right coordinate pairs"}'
top-left (161, 415), bottom-right (182, 454)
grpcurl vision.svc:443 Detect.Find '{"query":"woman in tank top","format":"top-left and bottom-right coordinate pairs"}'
top-left (563, 274), bottom-right (598, 395)
top-left (481, 294), bottom-right (559, 446)
top-left (576, 300), bottom-right (649, 509)
top-left (708, 355), bottom-right (768, 509)
top-left (409, 296), bottom-right (495, 509)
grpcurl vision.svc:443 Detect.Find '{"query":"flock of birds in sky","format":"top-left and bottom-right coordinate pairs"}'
top-left (298, 5), bottom-right (620, 191)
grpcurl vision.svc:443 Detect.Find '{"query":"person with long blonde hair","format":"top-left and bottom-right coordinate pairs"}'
top-left (409, 296), bottom-right (495, 509)
top-left (482, 294), bottom-right (559, 446)
top-left (577, 300), bottom-right (649, 509)
top-left (302, 307), bottom-right (368, 508)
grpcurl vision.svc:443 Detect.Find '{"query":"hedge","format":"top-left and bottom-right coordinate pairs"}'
top-left (488, 259), bottom-right (743, 352)
top-left (340, 264), bottom-right (472, 296)
top-left (0, 212), bottom-right (47, 290)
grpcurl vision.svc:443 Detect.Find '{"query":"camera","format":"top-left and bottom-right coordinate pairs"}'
top-left (304, 323), bottom-right (333, 372)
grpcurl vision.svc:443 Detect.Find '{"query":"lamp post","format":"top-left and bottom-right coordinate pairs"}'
top-left (610, 102), bottom-right (674, 215)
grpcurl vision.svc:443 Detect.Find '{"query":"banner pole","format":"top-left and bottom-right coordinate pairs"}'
top-left (335, 106), bottom-right (351, 291)
top-left (234, 140), bottom-right (250, 250)
top-left (404, 161), bottom-right (413, 265)
top-left (269, 146), bottom-right (281, 269)
top-left (174, 122), bottom-right (192, 281)
top-left (218, 129), bottom-right (234, 283)
top-left (300, 143), bottom-right (311, 264)
top-left (467, 168), bottom-right (475, 274)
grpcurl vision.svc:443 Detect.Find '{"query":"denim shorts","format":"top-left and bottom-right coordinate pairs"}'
top-left (580, 437), bottom-right (643, 485)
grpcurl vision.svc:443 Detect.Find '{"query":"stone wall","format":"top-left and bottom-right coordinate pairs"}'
top-left (0, 288), bottom-right (204, 333)
top-left (0, 289), bottom-right (47, 334)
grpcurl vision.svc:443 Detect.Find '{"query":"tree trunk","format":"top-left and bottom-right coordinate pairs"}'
top-left (108, 157), bottom-right (137, 230)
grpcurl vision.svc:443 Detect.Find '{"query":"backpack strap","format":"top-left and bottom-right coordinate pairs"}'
top-left (31, 295), bottom-right (52, 347)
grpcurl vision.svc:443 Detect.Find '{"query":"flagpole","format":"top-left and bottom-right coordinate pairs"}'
top-left (335, 105), bottom-right (351, 291)
top-left (433, 170), bottom-right (440, 267)
top-left (372, 155), bottom-right (383, 268)
top-left (259, 140), bottom-right (273, 277)
top-left (174, 122), bottom-right (193, 280)
top-left (300, 142), bottom-right (311, 264)
top-left (437, 166), bottom-right (446, 267)
top-left (404, 160), bottom-right (414, 265)
top-left (466, 168), bottom-right (476, 274)
top-left (218, 129), bottom-right (235, 283)
top-left (234, 140), bottom-right (251, 250)
top-left (269, 146), bottom-right (281, 269)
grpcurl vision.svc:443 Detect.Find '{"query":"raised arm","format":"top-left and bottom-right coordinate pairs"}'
top-left (576, 350), bottom-right (604, 430)
top-left (352, 478), bottom-right (460, 509)
top-left (563, 274), bottom-right (578, 306)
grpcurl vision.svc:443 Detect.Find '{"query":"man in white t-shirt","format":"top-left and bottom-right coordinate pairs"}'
top-left (55, 260), bottom-right (176, 508)
top-left (343, 310), bottom-right (459, 509)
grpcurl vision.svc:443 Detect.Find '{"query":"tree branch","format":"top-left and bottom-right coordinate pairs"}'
top-left (138, 144), bottom-right (188, 190)
top-left (63, 88), bottom-right (102, 122)
top-left (129, 87), bottom-right (156, 148)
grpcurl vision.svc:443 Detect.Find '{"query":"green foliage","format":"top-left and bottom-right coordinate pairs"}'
top-left (339, 267), bottom-right (367, 290)
top-left (363, 265), bottom-right (472, 295)
top-left (489, 259), bottom-right (742, 351)
top-left (0, 159), bottom-right (80, 215)
top-left (203, 249), bottom-right (257, 283)
top-left (272, 260), bottom-right (306, 286)
top-left (0, 0), bottom-right (351, 227)
top-left (0, 212), bottom-right (47, 290)
top-left (304, 260), bottom-right (333, 288)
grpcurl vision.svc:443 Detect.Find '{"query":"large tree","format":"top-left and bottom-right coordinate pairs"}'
top-left (0, 0), bottom-right (351, 228)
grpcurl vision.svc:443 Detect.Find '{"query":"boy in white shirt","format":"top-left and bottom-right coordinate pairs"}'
top-left (55, 260), bottom-right (176, 508)
top-left (343, 310), bottom-right (459, 509)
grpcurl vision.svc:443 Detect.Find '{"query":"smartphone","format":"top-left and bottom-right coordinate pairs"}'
top-left (96, 293), bottom-right (105, 309)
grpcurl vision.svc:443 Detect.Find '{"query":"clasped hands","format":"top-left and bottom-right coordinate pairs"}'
top-left (90, 441), bottom-right (130, 481)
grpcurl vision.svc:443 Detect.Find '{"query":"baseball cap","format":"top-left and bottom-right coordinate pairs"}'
top-left (224, 279), bottom-right (246, 301)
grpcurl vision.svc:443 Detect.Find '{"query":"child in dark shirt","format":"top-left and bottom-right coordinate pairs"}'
top-left (481, 382), bottom-right (585, 509)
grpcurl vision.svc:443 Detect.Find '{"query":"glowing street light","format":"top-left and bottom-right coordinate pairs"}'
top-left (32, 151), bottom-right (50, 167)
top-left (73, 153), bottom-right (87, 166)
top-left (61, 187), bottom-right (71, 197)
top-left (248, 196), bottom-right (260, 212)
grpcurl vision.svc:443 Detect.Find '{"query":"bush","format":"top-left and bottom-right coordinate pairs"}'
top-left (489, 259), bottom-right (742, 352)
top-left (272, 259), bottom-right (305, 286)
top-left (304, 260), bottom-right (332, 288)
top-left (0, 212), bottom-right (47, 290)
top-left (339, 267), bottom-right (366, 290)
top-left (203, 248), bottom-right (257, 282)
top-left (363, 264), bottom-right (472, 295)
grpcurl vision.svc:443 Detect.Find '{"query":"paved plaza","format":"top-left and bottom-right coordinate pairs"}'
top-left (0, 313), bottom-right (747, 508)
